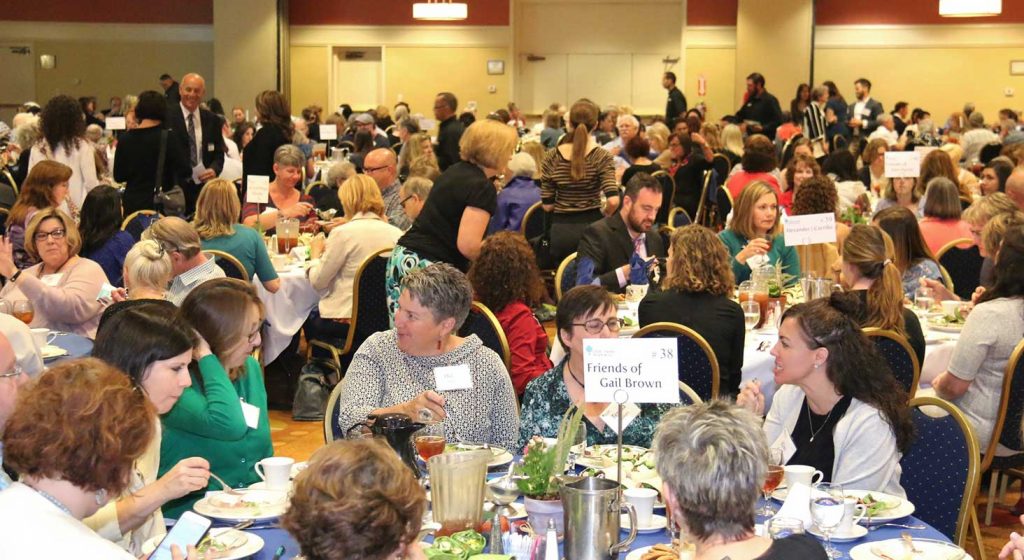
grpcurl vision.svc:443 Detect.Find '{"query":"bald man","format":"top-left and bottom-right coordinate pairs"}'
top-left (364, 148), bottom-right (411, 230)
top-left (0, 332), bottom-right (26, 490)
top-left (166, 72), bottom-right (226, 214)
top-left (1007, 167), bottom-right (1024, 211)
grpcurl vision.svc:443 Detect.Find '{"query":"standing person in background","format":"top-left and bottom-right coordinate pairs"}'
top-left (823, 80), bottom-right (850, 144)
top-left (165, 74), bottom-right (225, 215)
top-left (790, 83), bottom-right (810, 125)
top-left (803, 86), bottom-right (829, 159)
top-left (242, 91), bottom-right (293, 197)
top-left (28, 94), bottom-right (99, 218)
top-left (114, 91), bottom-right (191, 216)
top-left (159, 74), bottom-right (180, 104)
top-left (734, 72), bottom-right (783, 139)
top-left (892, 102), bottom-right (910, 136)
top-left (847, 78), bottom-right (884, 138)
top-left (663, 71), bottom-right (688, 125)
top-left (433, 92), bottom-right (464, 171)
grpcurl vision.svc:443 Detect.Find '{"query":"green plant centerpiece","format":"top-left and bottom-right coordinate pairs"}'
top-left (515, 404), bottom-right (585, 500)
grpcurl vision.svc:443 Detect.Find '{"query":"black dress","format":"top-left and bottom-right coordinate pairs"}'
top-left (113, 127), bottom-right (191, 215)
top-left (242, 124), bottom-right (291, 192)
top-left (756, 534), bottom-right (828, 559)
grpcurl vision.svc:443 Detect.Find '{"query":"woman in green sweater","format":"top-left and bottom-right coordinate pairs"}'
top-left (718, 180), bottom-right (800, 285)
top-left (159, 278), bottom-right (273, 519)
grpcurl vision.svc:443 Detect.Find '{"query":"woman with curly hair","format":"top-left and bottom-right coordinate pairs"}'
top-left (790, 175), bottom-right (848, 278)
top-left (639, 225), bottom-right (745, 396)
top-left (779, 152), bottom-right (820, 211)
top-left (738, 293), bottom-right (914, 497)
top-left (281, 439), bottom-right (427, 560)
top-left (28, 94), bottom-right (99, 216)
top-left (468, 231), bottom-right (551, 396)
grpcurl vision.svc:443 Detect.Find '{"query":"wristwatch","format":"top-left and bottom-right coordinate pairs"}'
top-left (9, 269), bottom-right (22, 282)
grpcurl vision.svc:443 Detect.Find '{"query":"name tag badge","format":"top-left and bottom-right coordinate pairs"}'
top-left (240, 399), bottom-right (260, 429)
top-left (40, 273), bottom-right (63, 287)
top-left (434, 364), bottom-right (473, 391)
top-left (771, 432), bottom-right (798, 464)
top-left (207, 143), bottom-right (215, 152)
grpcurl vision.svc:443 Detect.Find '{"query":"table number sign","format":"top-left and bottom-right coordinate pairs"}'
top-left (783, 213), bottom-right (837, 246)
top-left (884, 151), bottom-right (922, 178)
top-left (318, 124), bottom-right (337, 141)
top-left (246, 175), bottom-right (270, 204)
top-left (583, 338), bottom-right (679, 404)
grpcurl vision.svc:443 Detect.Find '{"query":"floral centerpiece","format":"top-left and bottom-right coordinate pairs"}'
top-left (514, 405), bottom-right (585, 534)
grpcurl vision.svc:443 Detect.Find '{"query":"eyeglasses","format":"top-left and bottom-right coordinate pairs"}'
top-left (248, 320), bottom-right (269, 342)
top-left (363, 165), bottom-right (391, 173)
top-left (572, 318), bottom-right (625, 335)
top-left (0, 364), bottom-right (24, 379)
top-left (399, 194), bottom-right (414, 207)
top-left (33, 229), bottom-right (66, 242)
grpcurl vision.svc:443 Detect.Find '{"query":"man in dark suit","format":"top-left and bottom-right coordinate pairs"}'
top-left (160, 73), bottom-right (181, 104)
top-left (434, 91), bottom-right (464, 171)
top-left (165, 73), bottom-right (225, 215)
top-left (734, 72), bottom-right (784, 140)
top-left (577, 173), bottom-right (667, 293)
top-left (663, 71), bottom-right (688, 124)
top-left (847, 77), bottom-right (884, 138)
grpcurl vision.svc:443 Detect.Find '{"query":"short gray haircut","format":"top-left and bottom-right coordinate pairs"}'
top-left (400, 263), bottom-right (473, 330)
top-left (274, 144), bottom-right (306, 168)
top-left (507, 152), bottom-right (537, 178)
top-left (401, 176), bottom-right (433, 200)
top-left (12, 119), bottom-right (40, 150)
top-left (811, 86), bottom-right (828, 102)
top-left (616, 114), bottom-right (639, 129)
top-left (653, 400), bottom-right (767, 541)
top-left (325, 161), bottom-right (357, 187)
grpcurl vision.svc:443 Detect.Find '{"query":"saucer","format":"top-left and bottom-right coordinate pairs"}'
top-left (620, 513), bottom-right (668, 534)
top-left (809, 524), bottom-right (868, 542)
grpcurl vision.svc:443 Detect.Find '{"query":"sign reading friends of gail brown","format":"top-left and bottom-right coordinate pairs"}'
top-left (583, 338), bottom-right (680, 404)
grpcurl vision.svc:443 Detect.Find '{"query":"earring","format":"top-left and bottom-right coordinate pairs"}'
top-left (813, 363), bottom-right (820, 369)
top-left (94, 488), bottom-right (108, 505)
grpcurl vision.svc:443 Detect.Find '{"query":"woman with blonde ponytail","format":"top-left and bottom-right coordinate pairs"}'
top-left (540, 99), bottom-right (620, 264)
top-left (839, 224), bottom-right (925, 365)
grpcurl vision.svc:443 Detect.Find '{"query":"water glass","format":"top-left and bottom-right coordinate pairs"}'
top-left (799, 273), bottom-right (817, 301)
top-left (767, 517), bottom-right (805, 540)
top-left (914, 286), bottom-right (935, 313)
top-left (810, 482), bottom-right (845, 558)
top-left (0, 301), bottom-right (10, 315)
top-left (742, 300), bottom-right (760, 332)
top-left (567, 423), bottom-right (587, 472)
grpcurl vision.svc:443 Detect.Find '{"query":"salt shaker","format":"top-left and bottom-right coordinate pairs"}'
top-left (544, 518), bottom-right (558, 560)
top-left (490, 515), bottom-right (504, 554)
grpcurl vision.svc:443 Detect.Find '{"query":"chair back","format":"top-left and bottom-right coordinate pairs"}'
top-left (900, 396), bottom-right (980, 546)
top-left (633, 322), bottom-right (720, 400)
top-left (863, 328), bottom-right (920, 398)
top-left (554, 251), bottom-right (578, 302)
top-left (710, 153), bottom-right (731, 184)
top-left (1, 168), bottom-right (17, 195)
top-left (678, 381), bottom-right (702, 405)
top-left (936, 238), bottom-right (983, 300)
top-left (520, 201), bottom-right (546, 240)
top-left (202, 249), bottom-right (249, 280)
top-left (323, 381), bottom-right (347, 443)
top-left (304, 180), bottom-right (327, 196)
top-left (650, 170), bottom-right (675, 225)
top-left (391, 142), bottom-right (403, 155)
top-left (668, 207), bottom-right (691, 228)
top-left (341, 248), bottom-right (394, 362)
top-left (121, 210), bottom-right (162, 241)
top-left (982, 340), bottom-right (1024, 471)
top-left (457, 302), bottom-right (511, 370)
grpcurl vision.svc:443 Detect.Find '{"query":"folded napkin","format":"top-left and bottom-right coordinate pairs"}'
top-left (773, 482), bottom-right (813, 529)
top-left (576, 256), bottom-right (595, 286)
top-left (290, 245), bottom-right (309, 262)
top-left (629, 252), bottom-right (649, 285)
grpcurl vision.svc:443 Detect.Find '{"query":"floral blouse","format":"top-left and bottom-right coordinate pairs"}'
top-left (902, 258), bottom-right (942, 299)
top-left (516, 360), bottom-right (675, 452)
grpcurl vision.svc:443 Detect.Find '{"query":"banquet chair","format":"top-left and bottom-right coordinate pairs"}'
top-left (391, 142), bottom-right (403, 156)
top-left (303, 180), bottom-right (327, 197)
top-left (1, 168), bottom-right (17, 195)
top-left (554, 252), bottom-right (578, 303)
top-left (980, 339), bottom-right (1024, 525)
top-left (308, 248), bottom-right (393, 373)
top-left (121, 210), bottom-right (162, 241)
top-left (936, 238), bottom-right (983, 301)
top-left (202, 250), bottom-right (248, 280)
top-left (457, 302), bottom-right (511, 370)
top-left (520, 201), bottom-right (545, 240)
top-left (0, 207), bottom-right (8, 236)
top-left (900, 396), bottom-right (981, 550)
top-left (863, 328), bottom-right (920, 399)
top-left (668, 207), bottom-right (691, 228)
top-left (633, 322), bottom-right (720, 401)
top-left (337, 140), bottom-right (357, 153)
top-left (323, 381), bottom-right (346, 443)
top-left (650, 170), bottom-right (675, 226)
top-left (678, 381), bottom-right (702, 406)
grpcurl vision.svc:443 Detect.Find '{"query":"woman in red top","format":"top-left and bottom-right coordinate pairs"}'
top-left (468, 232), bottom-right (552, 397)
top-left (241, 144), bottom-right (319, 233)
top-left (918, 177), bottom-right (974, 255)
top-left (725, 134), bottom-right (781, 201)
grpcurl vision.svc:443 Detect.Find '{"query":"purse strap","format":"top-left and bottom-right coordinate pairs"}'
top-left (155, 129), bottom-right (168, 198)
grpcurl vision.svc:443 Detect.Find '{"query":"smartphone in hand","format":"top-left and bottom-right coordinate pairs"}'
top-left (150, 511), bottom-right (211, 560)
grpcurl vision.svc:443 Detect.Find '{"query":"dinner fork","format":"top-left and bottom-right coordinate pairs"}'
top-left (868, 522), bottom-right (926, 531)
top-left (209, 472), bottom-right (245, 496)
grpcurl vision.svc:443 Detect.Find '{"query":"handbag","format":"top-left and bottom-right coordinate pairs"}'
top-left (154, 129), bottom-right (187, 217)
top-left (529, 207), bottom-right (557, 270)
top-left (292, 357), bottom-right (340, 422)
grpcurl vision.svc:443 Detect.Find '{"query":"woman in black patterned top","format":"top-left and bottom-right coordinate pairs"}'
top-left (335, 263), bottom-right (519, 451)
top-left (541, 99), bottom-right (620, 265)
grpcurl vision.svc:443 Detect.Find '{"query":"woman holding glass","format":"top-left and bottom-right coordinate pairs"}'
top-left (737, 294), bottom-right (913, 498)
top-left (718, 181), bottom-right (801, 285)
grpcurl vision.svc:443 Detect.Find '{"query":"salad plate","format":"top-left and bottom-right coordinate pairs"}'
top-left (446, 442), bottom-right (513, 468)
top-left (193, 489), bottom-right (289, 521)
top-left (845, 490), bottom-right (914, 524)
top-left (849, 538), bottom-right (969, 560)
top-left (141, 528), bottom-right (264, 560)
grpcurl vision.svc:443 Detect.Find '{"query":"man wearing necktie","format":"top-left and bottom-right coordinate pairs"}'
top-left (166, 73), bottom-right (226, 215)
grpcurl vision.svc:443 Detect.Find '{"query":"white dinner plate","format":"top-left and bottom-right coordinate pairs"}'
top-left (447, 443), bottom-right (513, 468)
top-left (809, 524), bottom-right (868, 542)
top-left (577, 445), bottom-right (649, 469)
top-left (40, 344), bottom-right (68, 360)
top-left (927, 320), bottom-right (964, 333)
top-left (625, 546), bottom-right (654, 560)
top-left (845, 490), bottom-right (915, 524)
top-left (771, 486), bottom-right (789, 501)
top-left (141, 528), bottom-right (265, 560)
top-left (849, 538), bottom-right (970, 560)
top-left (620, 513), bottom-right (668, 534)
top-left (193, 490), bottom-right (289, 522)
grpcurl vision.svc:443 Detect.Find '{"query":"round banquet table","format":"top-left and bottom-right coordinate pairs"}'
top-left (255, 264), bottom-right (320, 364)
top-left (45, 331), bottom-right (94, 364)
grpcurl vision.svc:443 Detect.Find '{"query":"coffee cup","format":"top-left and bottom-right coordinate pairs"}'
top-left (783, 465), bottom-right (823, 489)
top-left (623, 487), bottom-right (658, 527)
top-left (941, 300), bottom-right (962, 317)
top-left (30, 327), bottom-right (54, 348)
top-left (255, 456), bottom-right (295, 490)
top-left (836, 497), bottom-right (867, 535)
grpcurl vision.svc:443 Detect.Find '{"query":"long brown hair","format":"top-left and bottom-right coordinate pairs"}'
top-left (255, 90), bottom-right (294, 137)
top-left (11, 160), bottom-right (71, 225)
top-left (730, 181), bottom-right (780, 240)
top-left (873, 206), bottom-right (937, 272)
top-left (919, 150), bottom-right (957, 199)
top-left (180, 278), bottom-right (265, 380)
top-left (842, 225), bottom-right (906, 335)
top-left (568, 99), bottom-right (598, 181)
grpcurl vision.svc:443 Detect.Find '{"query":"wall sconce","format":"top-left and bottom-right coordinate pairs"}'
top-left (40, 54), bottom-right (56, 69)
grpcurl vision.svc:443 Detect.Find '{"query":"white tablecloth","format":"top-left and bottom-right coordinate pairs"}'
top-left (255, 265), bottom-right (320, 364)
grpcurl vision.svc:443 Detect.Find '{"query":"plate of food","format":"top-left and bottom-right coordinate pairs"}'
top-left (193, 490), bottom-right (289, 521)
top-left (40, 344), bottom-right (69, 360)
top-left (577, 445), bottom-right (649, 469)
top-left (849, 538), bottom-right (969, 560)
top-left (445, 442), bottom-right (513, 468)
top-left (845, 490), bottom-right (915, 524)
top-left (928, 314), bottom-right (965, 333)
top-left (625, 542), bottom-right (690, 560)
top-left (141, 528), bottom-right (264, 560)
top-left (577, 446), bottom-right (665, 508)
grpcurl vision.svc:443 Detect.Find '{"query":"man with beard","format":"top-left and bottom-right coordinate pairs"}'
top-left (576, 173), bottom-right (666, 293)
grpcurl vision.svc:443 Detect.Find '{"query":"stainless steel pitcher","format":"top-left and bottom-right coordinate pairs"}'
top-left (560, 476), bottom-right (638, 560)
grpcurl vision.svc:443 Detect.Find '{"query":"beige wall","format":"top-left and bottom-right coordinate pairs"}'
top-left (385, 47), bottom-right (511, 117)
top-left (683, 47), bottom-right (736, 122)
top-left (289, 45), bottom-right (329, 113)
top-left (213, 0), bottom-right (279, 113)
top-left (31, 40), bottom-right (212, 107)
top-left (735, 0), bottom-right (812, 109)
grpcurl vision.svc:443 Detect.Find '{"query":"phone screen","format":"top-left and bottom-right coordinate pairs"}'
top-left (150, 511), bottom-right (211, 560)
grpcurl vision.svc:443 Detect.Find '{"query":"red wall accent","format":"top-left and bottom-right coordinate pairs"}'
top-left (688, 0), bottom-right (739, 26)
top-left (2, 0), bottom-right (212, 24)
top-left (816, 0), bottom-right (1024, 25)
top-left (289, 0), bottom-right (510, 26)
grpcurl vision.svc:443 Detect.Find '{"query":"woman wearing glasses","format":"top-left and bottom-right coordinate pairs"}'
top-left (159, 278), bottom-right (273, 519)
top-left (517, 285), bottom-right (674, 449)
top-left (0, 207), bottom-right (107, 337)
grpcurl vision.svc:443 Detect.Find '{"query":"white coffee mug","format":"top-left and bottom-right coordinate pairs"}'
top-left (623, 487), bottom-right (658, 527)
top-left (30, 327), bottom-right (54, 348)
top-left (837, 497), bottom-right (867, 535)
top-left (255, 456), bottom-right (295, 490)
top-left (783, 465), bottom-right (823, 488)
top-left (941, 300), bottom-right (962, 317)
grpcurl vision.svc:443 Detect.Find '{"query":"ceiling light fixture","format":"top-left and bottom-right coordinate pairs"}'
top-left (413, 0), bottom-right (468, 21)
top-left (939, 0), bottom-right (1001, 17)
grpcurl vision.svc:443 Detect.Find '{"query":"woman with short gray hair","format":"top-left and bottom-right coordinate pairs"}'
top-left (654, 401), bottom-right (827, 559)
top-left (335, 263), bottom-right (519, 451)
top-left (241, 143), bottom-right (319, 233)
